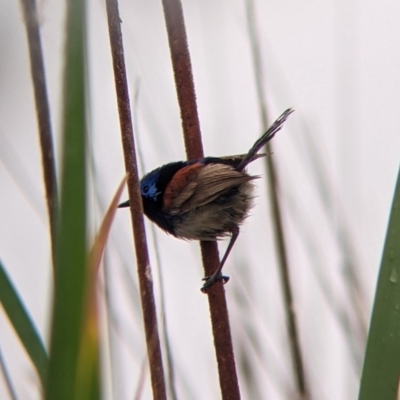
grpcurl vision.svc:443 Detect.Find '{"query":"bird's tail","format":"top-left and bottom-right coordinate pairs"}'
top-left (236, 108), bottom-right (294, 171)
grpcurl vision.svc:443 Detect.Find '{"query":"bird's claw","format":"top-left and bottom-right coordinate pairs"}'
top-left (201, 274), bottom-right (230, 293)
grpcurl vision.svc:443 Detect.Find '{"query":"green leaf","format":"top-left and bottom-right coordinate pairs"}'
top-left (0, 260), bottom-right (48, 387)
top-left (359, 165), bottom-right (400, 400)
top-left (45, 0), bottom-right (99, 399)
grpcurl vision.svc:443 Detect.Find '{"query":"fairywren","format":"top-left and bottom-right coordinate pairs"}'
top-left (119, 108), bottom-right (294, 292)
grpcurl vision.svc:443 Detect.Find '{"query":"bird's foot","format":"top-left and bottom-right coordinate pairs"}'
top-left (201, 274), bottom-right (230, 293)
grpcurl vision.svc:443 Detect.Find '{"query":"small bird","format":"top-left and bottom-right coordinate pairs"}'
top-left (119, 109), bottom-right (294, 292)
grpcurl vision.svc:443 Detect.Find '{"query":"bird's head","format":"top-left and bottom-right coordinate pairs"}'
top-left (140, 170), bottom-right (161, 201)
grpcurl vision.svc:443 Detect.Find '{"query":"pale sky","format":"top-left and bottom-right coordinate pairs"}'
top-left (0, 0), bottom-right (399, 399)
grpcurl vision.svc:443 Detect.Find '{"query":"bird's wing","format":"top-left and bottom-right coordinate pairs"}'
top-left (216, 153), bottom-right (267, 165)
top-left (163, 163), bottom-right (255, 214)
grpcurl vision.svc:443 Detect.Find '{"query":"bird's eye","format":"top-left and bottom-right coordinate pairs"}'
top-left (142, 185), bottom-right (150, 194)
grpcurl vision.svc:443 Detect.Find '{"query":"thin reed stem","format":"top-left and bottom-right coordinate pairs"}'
top-left (161, 0), bottom-right (241, 398)
top-left (133, 83), bottom-right (178, 400)
top-left (20, 0), bottom-right (58, 268)
top-left (245, 0), bottom-right (310, 398)
top-left (105, 1), bottom-right (167, 398)
top-left (0, 347), bottom-right (17, 400)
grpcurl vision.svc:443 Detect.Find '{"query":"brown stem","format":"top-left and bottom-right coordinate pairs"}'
top-left (160, 0), bottom-right (203, 160)
top-left (245, 0), bottom-right (310, 398)
top-left (161, 0), bottom-right (240, 398)
top-left (105, 1), bottom-right (167, 398)
top-left (20, 0), bottom-right (58, 268)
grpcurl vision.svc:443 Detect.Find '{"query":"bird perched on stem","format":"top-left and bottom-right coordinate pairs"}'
top-left (119, 108), bottom-right (294, 292)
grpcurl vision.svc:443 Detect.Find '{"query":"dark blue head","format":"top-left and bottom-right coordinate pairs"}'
top-left (140, 161), bottom-right (187, 235)
top-left (140, 169), bottom-right (162, 201)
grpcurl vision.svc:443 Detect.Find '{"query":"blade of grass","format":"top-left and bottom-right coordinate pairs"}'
top-left (46, 0), bottom-right (89, 398)
top-left (0, 260), bottom-right (48, 387)
top-left (75, 177), bottom-right (127, 400)
top-left (358, 165), bottom-right (400, 400)
top-left (89, 176), bottom-right (127, 276)
top-left (0, 346), bottom-right (18, 400)
top-left (20, 0), bottom-right (58, 269)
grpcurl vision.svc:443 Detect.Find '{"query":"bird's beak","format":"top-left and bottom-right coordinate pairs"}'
top-left (118, 200), bottom-right (130, 208)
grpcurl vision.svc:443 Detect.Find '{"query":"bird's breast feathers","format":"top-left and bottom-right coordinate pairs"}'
top-left (159, 162), bottom-right (257, 240)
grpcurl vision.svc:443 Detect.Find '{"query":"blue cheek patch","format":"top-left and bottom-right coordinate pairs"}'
top-left (141, 169), bottom-right (161, 200)
top-left (148, 185), bottom-right (160, 200)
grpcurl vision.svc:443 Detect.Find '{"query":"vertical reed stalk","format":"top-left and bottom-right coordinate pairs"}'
top-left (245, 0), bottom-right (310, 398)
top-left (161, 0), bottom-right (241, 398)
top-left (20, 0), bottom-right (58, 268)
top-left (134, 86), bottom-right (178, 399)
top-left (105, 1), bottom-right (167, 398)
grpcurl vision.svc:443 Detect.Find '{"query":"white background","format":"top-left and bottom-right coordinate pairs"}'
top-left (0, 0), bottom-right (399, 399)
